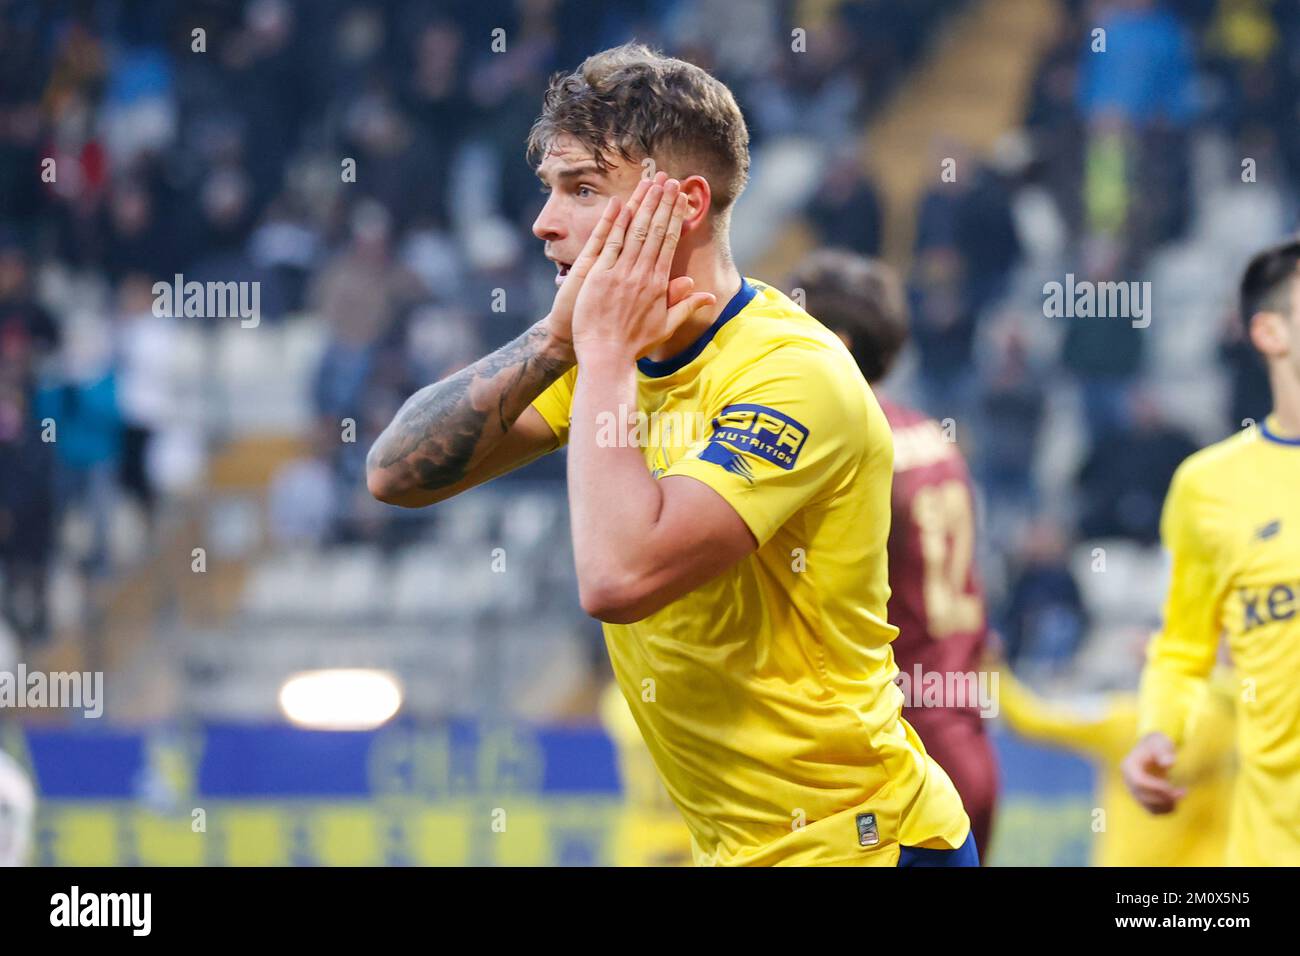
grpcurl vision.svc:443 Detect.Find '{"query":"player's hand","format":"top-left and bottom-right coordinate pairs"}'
top-left (541, 171), bottom-right (698, 363)
top-left (1121, 732), bottom-right (1186, 814)
top-left (570, 175), bottom-right (715, 363)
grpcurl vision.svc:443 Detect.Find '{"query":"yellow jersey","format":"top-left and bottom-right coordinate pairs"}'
top-left (1138, 415), bottom-right (1300, 865)
top-left (598, 682), bottom-right (694, 866)
top-left (998, 668), bottom-right (1235, 866)
top-left (533, 277), bottom-right (969, 866)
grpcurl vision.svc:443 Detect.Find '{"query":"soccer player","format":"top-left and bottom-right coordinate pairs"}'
top-left (790, 250), bottom-right (998, 861)
top-left (1122, 239), bottom-right (1300, 865)
top-left (367, 44), bottom-right (972, 866)
top-left (994, 656), bottom-right (1235, 866)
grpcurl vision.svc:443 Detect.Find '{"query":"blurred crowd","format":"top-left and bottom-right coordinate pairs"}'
top-left (0, 0), bottom-right (1295, 688)
top-left (800, 0), bottom-right (1295, 676)
top-left (0, 0), bottom-right (957, 654)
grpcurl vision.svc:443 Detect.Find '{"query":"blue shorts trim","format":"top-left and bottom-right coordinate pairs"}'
top-left (896, 831), bottom-right (979, 867)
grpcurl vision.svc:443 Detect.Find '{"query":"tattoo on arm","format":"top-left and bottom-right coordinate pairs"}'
top-left (368, 323), bottom-right (571, 492)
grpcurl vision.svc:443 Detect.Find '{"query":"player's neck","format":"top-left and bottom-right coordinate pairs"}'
top-left (1268, 361), bottom-right (1300, 437)
top-left (645, 249), bottom-right (743, 364)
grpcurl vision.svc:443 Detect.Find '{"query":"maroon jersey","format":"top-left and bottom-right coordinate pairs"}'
top-left (881, 399), bottom-right (989, 719)
top-left (883, 399), bottom-right (997, 860)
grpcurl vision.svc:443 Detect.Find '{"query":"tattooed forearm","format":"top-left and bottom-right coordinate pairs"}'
top-left (373, 370), bottom-right (483, 484)
top-left (367, 322), bottom-right (572, 501)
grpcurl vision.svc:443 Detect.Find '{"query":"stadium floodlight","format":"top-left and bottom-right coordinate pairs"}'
top-left (278, 669), bottom-right (403, 731)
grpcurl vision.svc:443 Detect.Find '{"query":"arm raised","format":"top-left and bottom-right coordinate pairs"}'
top-left (368, 174), bottom-right (682, 508)
top-left (366, 319), bottom-right (571, 508)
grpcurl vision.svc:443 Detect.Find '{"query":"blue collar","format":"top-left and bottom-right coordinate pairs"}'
top-left (1261, 417), bottom-right (1300, 446)
top-left (637, 279), bottom-right (757, 378)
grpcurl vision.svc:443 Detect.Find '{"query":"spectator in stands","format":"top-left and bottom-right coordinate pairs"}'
top-left (1076, 0), bottom-right (1196, 130)
top-left (1076, 0), bottom-right (1197, 250)
top-left (267, 422), bottom-right (338, 550)
top-left (401, 19), bottom-right (471, 183)
top-left (977, 319), bottom-right (1045, 545)
top-left (1075, 392), bottom-right (1199, 545)
top-left (44, 89), bottom-right (111, 273)
top-left (1024, 24), bottom-right (1086, 237)
top-left (220, 0), bottom-right (311, 209)
top-left (458, 215), bottom-right (535, 343)
top-left (341, 87), bottom-right (444, 234)
top-left (0, 379), bottom-right (55, 650)
top-left (97, 42), bottom-right (177, 171)
top-left (1059, 236), bottom-right (1146, 446)
top-left (747, 12), bottom-right (863, 144)
top-left (0, 239), bottom-right (58, 647)
top-left (247, 194), bottom-right (323, 317)
top-left (0, 17), bottom-right (49, 240)
top-left (908, 248), bottom-right (975, 423)
top-left (910, 140), bottom-right (1021, 421)
top-left (0, 239), bottom-right (59, 394)
top-left (807, 148), bottom-right (884, 258)
top-left (101, 178), bottom-right (174, 282)
top-left (112, 273), bottom-right (177, 522)
top-left (185, 163), bottom-right (293, 321)
top-left (1000, 518), bottom-right (1089, 679)
top-left (36, 314), bottom-right (122, 582)
top-left (1219, 307), bottom-right (1273, 432)
top-left (310, 200), bottom-right (426, 430)
top-left (1202, 0), bottom-right (1286, 172)
top-left (915, 140), bottom-right (1022, 312)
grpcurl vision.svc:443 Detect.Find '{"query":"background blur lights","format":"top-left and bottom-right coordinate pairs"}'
top-left (278, 669), bottom-right (403, 730)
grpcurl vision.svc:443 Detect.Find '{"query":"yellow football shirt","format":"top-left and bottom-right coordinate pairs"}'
top-left (998, 668), bottom-right (1235, 866)
top-left (1138, 416), bottom-right (1300, 865)
top-left (533, 277), bottom-right (970, 866)
top-left (598, 682), bottom-right (694, 866)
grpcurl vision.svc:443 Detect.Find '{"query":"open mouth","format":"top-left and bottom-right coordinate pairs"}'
top-left (554, 261), bottom-right (572, 287)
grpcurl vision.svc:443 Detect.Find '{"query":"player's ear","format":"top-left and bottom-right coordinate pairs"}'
top-left (679, 175), bottom-right (712, 232)
top-left (1249, 309), bottom-right (1287, 357)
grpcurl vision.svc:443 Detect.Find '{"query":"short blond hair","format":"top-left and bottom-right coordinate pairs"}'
top-left (527, 43), bottom-right (751, 214)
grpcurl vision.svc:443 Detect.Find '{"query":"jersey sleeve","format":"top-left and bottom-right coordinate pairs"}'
top-left (529, 366), bottom-right (578, 446)
top-left (659, 345), bottom-right (866, 548)
top-left (1137, 461), bottom-right (1222, 747)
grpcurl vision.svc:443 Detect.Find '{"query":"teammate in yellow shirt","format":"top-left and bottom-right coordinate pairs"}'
top-left (995, 657), bottom-right (1234, 866)
top-left (1123, 239), bottom-right (1300, 865)
top-left (367, 43), bottom-right (971, 866)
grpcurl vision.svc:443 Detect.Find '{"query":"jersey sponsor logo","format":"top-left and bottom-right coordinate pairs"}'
top-left (700, 403), bottom-right (809, 475)
top-left (1240, 582), bottom-right (1297, 632)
